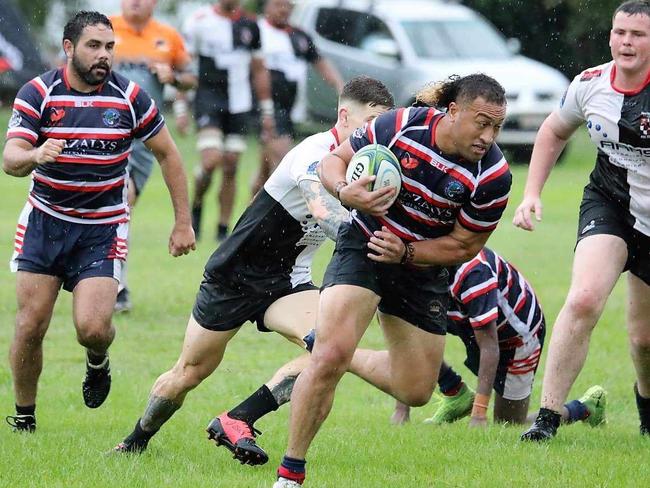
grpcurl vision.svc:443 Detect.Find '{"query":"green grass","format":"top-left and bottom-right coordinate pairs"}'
top-left (0, 110), bottom-right (646, 487)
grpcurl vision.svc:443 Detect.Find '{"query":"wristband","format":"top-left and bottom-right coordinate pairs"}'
top-left (260, 99), bottom-right (274, 117)
top-left (400, 242), bottom-right (415, 265)
top-left (172, 99), bottom-right (188, 118)
top-left (471, 393), bottom-right (490, 418)
top-left (334, 180), bottom-right (348, 200)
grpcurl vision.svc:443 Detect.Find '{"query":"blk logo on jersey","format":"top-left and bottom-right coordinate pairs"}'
top-left (102, 109), bottom-right (120, 127)
top-left (640, 112), bottom-right (650, 139)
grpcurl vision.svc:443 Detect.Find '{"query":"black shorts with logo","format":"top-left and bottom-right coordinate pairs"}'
top-left (192, 269), bottom-right (317, 332)
top-left (577, 185), bottom-right (650, 285)
top-left (194, 88), bottom-right (250, 135)
top-left (322, 221), bottom-right (450, 335)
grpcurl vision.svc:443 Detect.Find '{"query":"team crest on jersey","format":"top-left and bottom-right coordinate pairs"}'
top-left (400, 152), bottom-right (420, 170)
top-left (640, 112), bottom-right (650, 139)
top-left (48, 107), bottom-right (66, 126)
top-left (8, 109), bottom-right (22, 128)
top-left (102, 108), bottom-right (120, 127)
top-left (444, 180), bottom-right (466, 200)
top-left (352, 127), bottom-right (365, 139)
top-left (580, 69), bottom-right (602, 82)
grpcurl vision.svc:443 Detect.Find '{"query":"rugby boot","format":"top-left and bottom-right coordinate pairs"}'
top-left (423, 383), bottom-right (475, 425)
top-left (273, 478), bottom-right (303, 487)
top-left (5, 414), bottom-right (36, 433)
top-left (520, 408), bottom-right (561, 441)
top-left (82, 354), bottom-right (111, 408)
top-left (578, 385), bottom-right (607, 427)
top-left (206, 412), bottom-right (268, 465)
top-left (634, 383), bottom-right (650, 436)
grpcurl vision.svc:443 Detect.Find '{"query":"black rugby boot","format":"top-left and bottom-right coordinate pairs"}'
top-left (520, 408), bottom-right (561, 442)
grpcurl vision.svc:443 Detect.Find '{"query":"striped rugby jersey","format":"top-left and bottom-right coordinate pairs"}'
top-left (6, 68), bottom-right (164, 224)
top-left (348, 107), bottom-right (512, 241)
top-left (448, 247), bottom-right (544, 348)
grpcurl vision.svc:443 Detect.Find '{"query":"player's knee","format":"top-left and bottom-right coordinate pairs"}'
top-left (14, 313), bottom-right (47, 345)
top-left (75, 320), bottom-right (112, 346)
top-left (630, 331), bottom-right (650, 356)
top-left (311, 344), bottom-right (352, 380)
top-left (171, 362), bottom-right (211, 391)
top-left (564, 289), bottom-right (605, 322)
top-left (398, 388), bottom-right (433, 407)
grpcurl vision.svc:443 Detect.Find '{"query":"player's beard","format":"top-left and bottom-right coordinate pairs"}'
top-left (71, 53), bottom-right (110, 86)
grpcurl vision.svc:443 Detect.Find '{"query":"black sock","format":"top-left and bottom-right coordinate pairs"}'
top-left (125, 418), bottom-right (157, 446)
top-left (16, 404), bottom-right (35, 417)
top-left (634, 384), bottom-right (650, 434)
top-left (87, 350), bottom-right (108, 367)
top-left (228, 385), bottom-right (279, 426)
top-left (438, 364), bottom-right (463, 395)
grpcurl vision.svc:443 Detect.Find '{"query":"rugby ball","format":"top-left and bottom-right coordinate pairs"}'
top-left (345, 143), bottom-right (402, 206)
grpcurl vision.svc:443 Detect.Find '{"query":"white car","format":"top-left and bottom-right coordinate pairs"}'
top-left (291, 0), bottom-right (570, 161)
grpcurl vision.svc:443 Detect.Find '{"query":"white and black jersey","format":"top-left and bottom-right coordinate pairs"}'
top-left (203, 128), bottom-right (341, 290)
top-left (258, 18), bottom-right (320, 113)
top-left (559, 61), bottom-right (650, 236)
top-left (183, 6), bottom-right (261, 113)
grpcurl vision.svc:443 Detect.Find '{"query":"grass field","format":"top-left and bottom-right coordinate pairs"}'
top-left (0, 108), bottom-right (647, 488)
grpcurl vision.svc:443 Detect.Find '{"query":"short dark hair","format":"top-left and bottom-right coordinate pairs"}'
top-left (415, 73), bottom-right (506, 110)
top-left (63, 11), bottom-right (113, 46)
top-left (614, 1), bottom-right (650, 21)
top-left (340, 76), bottom-right (395, 109)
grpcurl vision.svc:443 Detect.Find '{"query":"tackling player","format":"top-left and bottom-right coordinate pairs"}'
top-left (388, 247), bottom-right (606, 429)
top-left (3, 11), bottom-right (195, 433)
top-left (514, 0), bottom-right (650, 441)
top-left (111, 77), bottom-right (395, 457)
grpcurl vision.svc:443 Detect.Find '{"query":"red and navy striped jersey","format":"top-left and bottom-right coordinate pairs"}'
top-left (348, 107), bottom-right (511, 241)
top-left (6, 68), bottom-right (164, 224)
top-left (448, 247), bottom-right (544, 348)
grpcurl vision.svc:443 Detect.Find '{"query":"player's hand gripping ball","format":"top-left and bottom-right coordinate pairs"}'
top-left (345, 143), bottom-right (402, 206)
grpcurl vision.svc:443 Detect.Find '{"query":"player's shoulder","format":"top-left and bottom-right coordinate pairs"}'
top-left (107, 70), bottom-right (133, 90)
top-left (149, 18), bottom-right (183, 38)
top-left (287, 25), bottom-right (312, 39)
top-left (295, 129), bottom-right (335, 153)
top-left (19, 69), bottom-right (59, 96)
top-left (574, 61), bottom-right (613, 84)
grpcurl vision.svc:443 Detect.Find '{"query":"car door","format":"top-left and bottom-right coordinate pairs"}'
top-left (306, 7), bottom-right (403, 123)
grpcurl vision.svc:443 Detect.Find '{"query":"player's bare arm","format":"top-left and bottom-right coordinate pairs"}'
top-left (251, 56), bottom-right (276, 139)
top-left (368, 222), bottom-right (490, 266)
top-left (298, 179), bottom-right (349, 240)
top-left (318, 141), bottom-right (395, 216)
top-left (513, 112), bottom-right (579, 231)
top-left (470, 322), bottom-right (500, 427)
top-left (3, 138), bottom-right (65, 177)
top-left (144, 126), bottom-right (196, 256)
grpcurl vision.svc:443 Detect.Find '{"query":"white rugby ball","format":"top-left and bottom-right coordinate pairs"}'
top-left (345, 143), bottom-right (402, 206)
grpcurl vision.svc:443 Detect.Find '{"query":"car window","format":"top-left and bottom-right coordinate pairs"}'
top-left (315, 8), bottom-right (366, 46)
top-left (401, 18), bottom-right (511, 59)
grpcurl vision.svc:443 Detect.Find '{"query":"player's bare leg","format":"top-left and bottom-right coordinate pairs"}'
top-left (73, 277), bottom-right (118, 408)
top-left (192, 128), bottom-right (224, 240)
top-left (6, 272), bottom-right (60, 432)
top-left (494, 395), bottom-right (530, 424)
top-left (114, 316), bottom-right (238, 452)
top-left (522, 235), bottom-right (626, 441)
top-left (627, 273), bottom-right (650, 434)
top-left (217, 151), bottom-right (240, 240)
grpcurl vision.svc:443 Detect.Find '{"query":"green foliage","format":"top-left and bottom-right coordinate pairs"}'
top-left (465, 0), bottom-right (621, 76)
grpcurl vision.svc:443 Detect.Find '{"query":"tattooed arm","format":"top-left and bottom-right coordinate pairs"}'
top-left (298, 179), bottom-right (350, 241)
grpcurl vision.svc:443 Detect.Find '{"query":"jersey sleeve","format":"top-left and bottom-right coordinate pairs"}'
top-left (457, 147), bottom-right (511, 233)
top-left (348, 109), bottom-right (399, 152)
top-left (555, 73), bottom-right (585, 127)
top-left (250, 21), bottom-right (262, 55)
top-left (289, 141), bottom-right (325, 185)
top-left (453, 263), bottom-right (499, 329)
top-left (6, 80), bottom-right (44, 145)
top-left (130, 84), bottom-right (165, 140)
